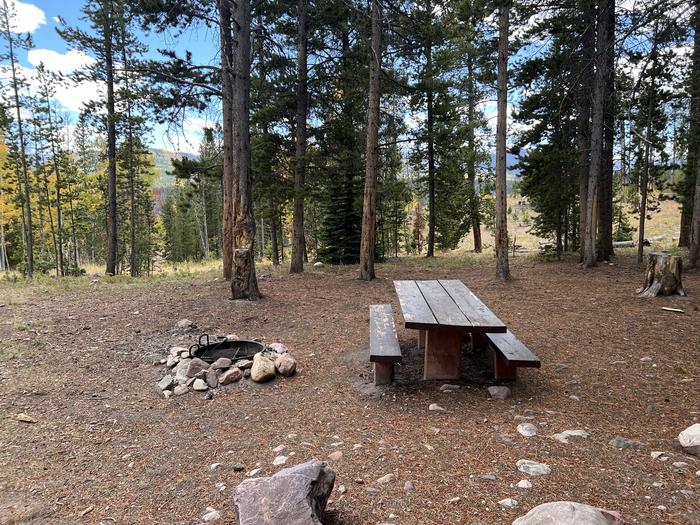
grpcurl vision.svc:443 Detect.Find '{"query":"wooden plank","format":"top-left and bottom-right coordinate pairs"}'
top-left (393, 280), bottom-right (437, 329)
top-left (416, 280), bottom-right (471, 328)
top-left (424, 328), bottom-right (463, 380)
top-left (369, 304), bottom-right (402, 363)
top-left (486, 331), bottom-right (540, 367)
top-left (439, 280), bottom-right (507, 332)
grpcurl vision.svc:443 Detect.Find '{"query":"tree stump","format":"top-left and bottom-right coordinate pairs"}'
top-left (636, 252), bottom-right (687, 298)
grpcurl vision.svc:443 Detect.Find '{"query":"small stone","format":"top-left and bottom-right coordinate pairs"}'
top-left (313, 261), bottom-right (323, 267)
top-left (696, 470), bottom-right (700, 477)
top-left (376, 474), bottom-right (395, 484)
top-left (162, 390), bottom-right (172, 399)
top-left (516, 479), bottom-right (532, 489)
top-left (243, 369), bottom-right (251, 378)
top-left (273, 445), bottom-right (287, 454)
top-left (352, 443), bottom-right (363, 451)
top-left (233, 463), bottom-right (245, 472)
top-left (202, 508), bottom-right (220, 522)
top-left (186, 358), bottom-right (210, 378)
top-left (428, 403), bottom-right (446, 412)
top-left (166, 355), bottom-right (179, 368)
top-left (337, 484), bottom-right (346, 494)
top-left (552, 429), bottom-right (589, 444)
top-left (650, 451), bottom-right (667, 460)
top-left (211, 357), bottom-right (232, 370)
top-left (269, 342), bottom-right (289, 354)
top-left (517, 423), bottom-right (537, 437)
top-left (440, 384), bottom-right (460, 391)
top-left (274, 353), bottom-right (297, 377)
top-left (176, 318), bottom-right (196, 330)
top-left (365, 487), bottom-right (380, 494)
top-left (173, 384), bottom-right (189, 396)
top-left (568, 395), bottom-right (580, 401)
top-left (251, 353), bottom-right (276, 383)
top-left (157, 375), bottom-right (174, 391)
top-left (403, 480), bottom-right (415, 492)
top-left (609, 436), bottom-right (644, 450)
top-left (210, 463), bottom-right (222, 470)
top-left (672, 461), bottom-right (688, 468)
top-left (206, 368), bottom-right (219, 388)
top-left (236, 359), bottom-right (254, 369)
top-left (656, 505), bottom-right (667, 511)
top-left (354, 478), bottom-right (364, 484)
top-left (219, 367), bottom-right (243, 385)
top-left (328, 451), bottom-right (343, 462)
top-left (472, 474), bottom-right (496, 481)
top-left (487, 386), bottom-right (511, 400)
top-left (678, 423), bottom-right (700, 455)
top-left (169, 346), bottom-right (187, 357)
top-left (247, 468), bottom-right (262, 477)
top-left (640, 356), bottom-right (653, 362)
top-left (499, 498), bottom-right (519, 508)
top-left (204, 390), bottom-right (214, 400)
top-left (448, 497), bottom-right (461, 504)
top-left (273, 455), bottom-right (288, 466)
top-left (516, 459), bottom-right (551, 476)
top-left (193, 378), bottom-right (208, 391)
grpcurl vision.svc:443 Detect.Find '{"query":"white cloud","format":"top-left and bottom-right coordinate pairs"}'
top-left (27, 48), bottom-right (96, 74)
top-left (5, 0), bottom-right (45, 33)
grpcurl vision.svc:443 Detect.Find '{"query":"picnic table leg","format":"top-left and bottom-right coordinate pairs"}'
top-left (374, 362), bottom-right (395, 386)
top-left (471, 331), bottom-right (489, 350)
top-left (418, 330), bottom-right (426, 351)
top-left (424, 329), bottom-right (463, 380)
top-left (492, 351), bottom-right (517, 381)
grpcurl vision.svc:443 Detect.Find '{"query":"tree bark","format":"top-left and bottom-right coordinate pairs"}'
top-left (219, 0), bottom-right (235, 281)
top-left (360, 0), bottom-right (381, 281)
top-left (290, 0), bottom-right (308, 274)
top-left (684, 2), bottom-right (700, 250)
top-left (597, 0), bottom-right (615, 261)
top-left (582, 0), bottom-right (611, 267)
top-left (103, 0), bottom-right (117, 276)
top-left (638, 25), bottom-right (659, 265)
top-left (425, 0), bottom-right (435, 258)
top-left (466, 49), bottom-right (482, 252)
top-left (576, 0), bottom-right (594, 257)
top-left (269, 207), bottom-right (279, 266)
top-left (495, 0), bottom-right (510, 280)
top-left (3, 0), bottom-right (33, 276)
top-left (231, 0), bottom-right (260, 300)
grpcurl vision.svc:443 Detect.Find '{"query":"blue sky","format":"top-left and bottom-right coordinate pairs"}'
top-left (7, 0), bottom-right (219, 153)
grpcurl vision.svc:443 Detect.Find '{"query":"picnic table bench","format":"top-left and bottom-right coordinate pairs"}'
top-left (368, 279), bottom-right (540, 385)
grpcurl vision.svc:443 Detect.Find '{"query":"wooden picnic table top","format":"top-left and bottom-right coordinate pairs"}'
top-left (393, 279), bottom-right (507, 333)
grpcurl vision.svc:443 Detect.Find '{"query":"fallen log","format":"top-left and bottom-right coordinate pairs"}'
top-left (636, 252), bottom-right (686, 298)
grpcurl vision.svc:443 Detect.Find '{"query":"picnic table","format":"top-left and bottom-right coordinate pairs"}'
top-left (368, 279), bottom-right (541, 385)
top-left (393, 279), bottom-right (508, 380)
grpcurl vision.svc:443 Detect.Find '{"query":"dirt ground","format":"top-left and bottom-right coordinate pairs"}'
top-left (0, 255), bottom-right (698, 525)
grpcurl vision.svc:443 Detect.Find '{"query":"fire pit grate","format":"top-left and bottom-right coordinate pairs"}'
top-left (188, 334), bottom-right (265, 364)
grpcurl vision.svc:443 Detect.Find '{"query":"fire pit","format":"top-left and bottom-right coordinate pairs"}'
top-left (188, 334), bottom-right (266, 364)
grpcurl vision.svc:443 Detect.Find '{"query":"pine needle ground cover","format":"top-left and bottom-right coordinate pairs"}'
top-left (0, 255), bottom-right (698, 524)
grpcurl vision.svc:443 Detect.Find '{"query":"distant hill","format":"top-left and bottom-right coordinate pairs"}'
top-left (150, 148), bottom-right (196, 212)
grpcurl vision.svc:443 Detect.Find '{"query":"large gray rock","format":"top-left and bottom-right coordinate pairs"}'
top-left (211, 357), bottom-right (232, 370)
top-left (516, 459), bottom-right (551, 476)
top-left (275, 353), bottom-right (297, 377)
top-left (512, 501), bottom-right (622, 525)
top-left (609, 436), bottom-right (644, 450)
top-left (251, 353), bottom-right (276, 383)
top-left (488, 386), bottom-right (511, 400)
top-left (678, 423), bottom-right (700, 455)
top-left (220, 367), bottom-right (243, 385)
top-left (186, 358), bottom-right (210, 378)
top-left (174, 358), bottom-right (192, 384)
top-left (233, 460), bottom-right (335, 525)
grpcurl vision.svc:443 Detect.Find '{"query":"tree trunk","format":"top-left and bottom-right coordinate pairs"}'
top-left (636, 252), bottom-right (686, 297)
top-left (576, 0), bottom-right (594, 258)
top-left (597, 0), bottom-right (615, 261)
top-left (466, 50), bottom-right (482, 253)
top-left (103, 1), bottom-right (117, 276)
top-left (638, 26), bottom-right (659, 265)
top-left (269, 207), bottom-right (279, 266)
top-left (426, 0), bottom-right (435, 258)
top-left (582, 0), bottom-right (611, 267)
top-left (219, 0), bottom-right (235, 281)
top-left (41, 169), bottom-right (60, 276)
top-left (44, 92), bottom-right (65, 276)
top-left (0, 168), bottom-right (7, 272)
top-left (689, 146), bottom-right (700, 267)
top-left (684, 2), bottom-right (700, 250)
top-left (495, 0), bottom-right (510, 280)
top-left (3, 1), bottom-right (33, 276)
top-left (231, 0), bottom-right (260, 300)
top-left (360, 0), bottom-right (381, 281)
top-left (290, 0), bottom-right (308, 274)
